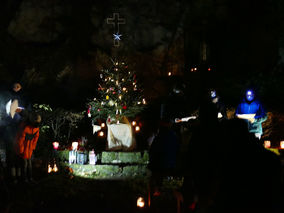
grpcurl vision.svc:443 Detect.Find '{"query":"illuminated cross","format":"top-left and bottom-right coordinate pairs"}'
top-left (107, 13), bottom-right (125, 47)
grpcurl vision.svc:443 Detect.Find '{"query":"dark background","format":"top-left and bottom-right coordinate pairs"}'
top-left (0, 0), bottom-right (283, 111)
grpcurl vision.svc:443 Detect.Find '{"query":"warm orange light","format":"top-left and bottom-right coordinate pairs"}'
top-left (280, 141), bottom-right (284, 149)
top-left (48, 164), bottom-right (52, 173)
top-left (98, 131), bottom-right (104, 137)
top-left (135, 126), bottom-right (140, 132)
top-left (101, 123), bottom-right (105, 128)
top-left (137, 197), bottom-right (145, 208)
top-left (142, 98), bottom-right (146, 105)
top-left (168, 72), bottom-right (172, 76)
top-left (52, 142), bottom-right (59, 150)
top-left (194, 67), bottom-right (197, 71)
top-left (53, 164), bottom-right (58, 172)
top-left (72, 142), bottom-right (79, 150)
top-left (264, 140), bottom-right (271, 148)
top-left (132, 121), bottom-right (137, 126)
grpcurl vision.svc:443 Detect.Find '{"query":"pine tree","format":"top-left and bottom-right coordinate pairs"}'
top-left (87, 60), bottom-right (146, 123)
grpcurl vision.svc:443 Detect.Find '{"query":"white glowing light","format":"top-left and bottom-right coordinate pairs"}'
top-left (137, 197), bottom-right (145, 208)
top-left (101, 123), bottom-right (105, 128)
top-left (98, 131), bottom-right (104, 137)
top-left (168, 72), bottom-right (172, 76)
top-left (72, 142), bottom-right (79, 150)
top-left (135, 126), bottom-right (140, 132)
top-left (280, 141), bottom-right (284, 149)
top-left (132, 121), bottom-right (137, 126)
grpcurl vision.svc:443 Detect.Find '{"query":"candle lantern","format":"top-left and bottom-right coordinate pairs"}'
top-left (52, 142), bottom-right (59, 150)
top-left (264, 140), bottom-right (271, 149)
top-left (72, 142), bottom-right (79, 150)
top-left (137, 197), bottom-right (145, 208)
top-left (69, 151), bottom-right (77, 164)
top-left (98, 131), bottom-right (104, 137)
top-left (89, 150), bottom-right (97, 165)
top-left (77, 151), bottom-right (87, 165)
top-left (48, 164), bottom-right (52, 173)
top-left (280, 141), bottom-right (284, 149)
top-left (135, 126), bottom-right (140, 132)
top-left (53, 163), bottom-right (58, 172)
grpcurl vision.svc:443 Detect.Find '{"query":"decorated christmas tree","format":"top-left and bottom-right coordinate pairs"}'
top-left (87, 59), bottom-right (146, 124)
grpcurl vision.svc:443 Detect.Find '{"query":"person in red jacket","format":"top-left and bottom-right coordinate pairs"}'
top-left (15, 112), bottom-right (41, 183)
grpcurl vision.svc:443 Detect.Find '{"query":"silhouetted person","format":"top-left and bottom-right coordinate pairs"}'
top-left (210, 89), bottom-right (227, 122)
top-left (2, 82), bottom-right (29, 184)
top-left (215, 119), bottom-right (282, 213)
top-left (182, 91), bottom-right (221, 212)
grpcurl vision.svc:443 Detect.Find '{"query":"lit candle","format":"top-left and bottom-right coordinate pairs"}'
top-left (52, 142), bottom-right (59, 150)
top-left (48, 164), bottom-right (52, 173)
top-left (137, 197), bottom-right (145, 208)
top-left (98, 131), bottom-right (104, 137)
top-left (135, 126), bottom-right (140, 132)
top-left (53, 164), bottom-right (58, 172)
top-left (264, 140), bottom-right (271, 148)
top-left (280, 141), bottom-right (284, 149)
top-left (72, 142), bottom-right (79, 151)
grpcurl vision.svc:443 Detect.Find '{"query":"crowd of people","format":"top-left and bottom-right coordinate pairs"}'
top-left (0, 79), bottom-right (282, 212)
top-left (147, 81), bottom-right (282, 213)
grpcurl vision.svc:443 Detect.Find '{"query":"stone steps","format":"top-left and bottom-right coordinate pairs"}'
top-left (56, 150), bottom-right (150, 179)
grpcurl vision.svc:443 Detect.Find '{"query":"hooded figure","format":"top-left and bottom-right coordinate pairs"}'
top-left (235, 90), bottom-right (267, 139)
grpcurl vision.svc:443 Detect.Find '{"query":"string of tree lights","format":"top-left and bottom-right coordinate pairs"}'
top-left (87, 60), bottom-right (146, 124)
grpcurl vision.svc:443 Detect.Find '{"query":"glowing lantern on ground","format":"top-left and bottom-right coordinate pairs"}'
top-left (132, 121), bottom-right (137, 126)
top-left (48, 164), bottom-right (52, 173)
top-left (89, 150), bottom-right (97, 165)
top-left (98, 131), bottom-right (104, 137)
top-left (53, 164), bottom-right (58, 172)
top-left (52, 142), bottom-right (59, 150)
top-left (137, 197), bottom-right (145, 208)
top-left (72, 142), bottom-right (79, 150)
top-left (135, 126), bottom-right (140, 132)
top-left (280, 141), bottom-right (284, 149)
top-left (264, 140), bottom-right (271, 148)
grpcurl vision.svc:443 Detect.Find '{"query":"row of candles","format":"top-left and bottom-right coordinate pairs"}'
top-left (264, 140), bottom-right (284, 149)
top-left (97, 120), bottom-right (141, 137)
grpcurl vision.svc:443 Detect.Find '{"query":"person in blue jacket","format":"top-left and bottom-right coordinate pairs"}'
top-left (235, 89), bottom-right (267, 139)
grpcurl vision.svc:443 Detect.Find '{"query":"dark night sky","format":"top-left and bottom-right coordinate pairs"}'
top-left (0, 0), bottom-right (283, 110)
